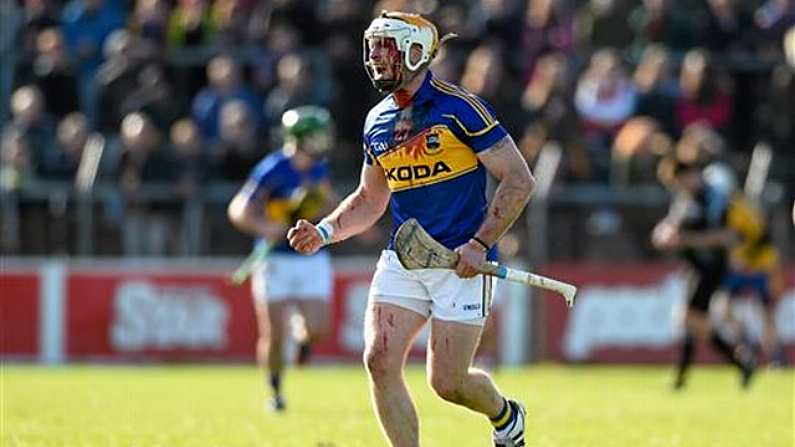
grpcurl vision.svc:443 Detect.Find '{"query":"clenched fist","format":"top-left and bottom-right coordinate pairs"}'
top-left (288, 219), bottom-right (324, 254)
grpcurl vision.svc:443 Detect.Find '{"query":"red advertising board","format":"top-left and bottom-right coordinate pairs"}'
top-left (65, 269), bottom-right (377, 362)
top-left (4, 261), bottom-right (793, 364)
top-left (0, 272), bottom-right (39, 356)
top-left (541, 263), bottom-right (795, 363)
top-left (66, 271), bottom-right (257, 361)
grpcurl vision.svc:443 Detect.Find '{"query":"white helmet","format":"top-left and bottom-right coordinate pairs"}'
top-left (363, 12), bottom-right (449, 93)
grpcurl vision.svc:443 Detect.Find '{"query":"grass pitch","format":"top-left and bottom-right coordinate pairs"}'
top-left (2, 364), bottom-right (792, 447)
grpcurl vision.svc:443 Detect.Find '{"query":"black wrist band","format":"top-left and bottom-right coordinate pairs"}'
top-left (471, 236), bottom-right (490, 251)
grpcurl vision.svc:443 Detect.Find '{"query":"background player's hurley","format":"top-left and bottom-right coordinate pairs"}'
top-left (229, 241), bottom-right (272, 285)
top-left (395, 218), bottom-right (577, 307)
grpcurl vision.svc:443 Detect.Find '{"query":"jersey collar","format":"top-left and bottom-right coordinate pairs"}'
top-left (392, 71), bottom-right (434, 108)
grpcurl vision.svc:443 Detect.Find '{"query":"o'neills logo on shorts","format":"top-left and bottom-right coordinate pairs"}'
top-left (463, 304), bottom-right (481, 311)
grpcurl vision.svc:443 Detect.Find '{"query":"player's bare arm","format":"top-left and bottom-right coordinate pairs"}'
top-left (227, 184), bottom-right (286, 241)
top-left (288, 162), bottom-right (390, 254)
top-left (455, 135), bottom-right (535, 278)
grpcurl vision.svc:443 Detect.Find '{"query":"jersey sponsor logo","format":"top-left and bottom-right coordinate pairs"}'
top-left (376, 125), bottom-right (478, 191)
top-left (385, 161), bottom-right (452, 182)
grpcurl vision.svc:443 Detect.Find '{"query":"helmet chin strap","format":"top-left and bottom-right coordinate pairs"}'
top-left (370, 63), bottom-right (424, 95)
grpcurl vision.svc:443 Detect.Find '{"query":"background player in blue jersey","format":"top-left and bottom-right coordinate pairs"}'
top-left (228, 106), bottom-right (334, 412)
top-left (288, 12), bottom-right (535, 447)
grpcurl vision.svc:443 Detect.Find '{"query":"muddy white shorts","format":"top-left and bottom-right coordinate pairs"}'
top-left (252, 251), bottom-right (332, 303)
top-left (369, 250), bottom-right (494, 326)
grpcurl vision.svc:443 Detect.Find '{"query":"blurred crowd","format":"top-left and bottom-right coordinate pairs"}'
top-left (1, 0), bottom-right (794, 256)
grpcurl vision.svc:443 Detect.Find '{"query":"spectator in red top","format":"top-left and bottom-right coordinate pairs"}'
top-left (675, 48), bottom-right (732, 135)
top-left (574, 48), bottom-right (637, 180)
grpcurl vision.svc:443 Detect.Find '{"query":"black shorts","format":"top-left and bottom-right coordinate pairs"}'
top-left (688, 264), bottom-right (727, 313)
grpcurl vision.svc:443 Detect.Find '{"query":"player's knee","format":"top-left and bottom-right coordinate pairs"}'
top-left (363, 346), bottom-right (398, 382)
top-left (429, 373), bottom-right (465, 404)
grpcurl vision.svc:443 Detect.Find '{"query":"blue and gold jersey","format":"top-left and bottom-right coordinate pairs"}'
top-left (363, 72), bottom-right (508, 258)
top-left (243, 149), bottom-right (329, 252)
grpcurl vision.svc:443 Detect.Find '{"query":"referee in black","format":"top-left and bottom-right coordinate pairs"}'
top-left (652, 159), bottom-right (756, 389)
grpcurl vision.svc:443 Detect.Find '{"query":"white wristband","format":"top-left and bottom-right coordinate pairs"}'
top-left (316, 221), bottom-right (334, 246)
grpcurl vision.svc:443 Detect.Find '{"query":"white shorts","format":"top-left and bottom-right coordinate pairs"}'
top-left (369, 250), bottom-right (493, 326)
top-left (251, 251), bottom-right (332, 303)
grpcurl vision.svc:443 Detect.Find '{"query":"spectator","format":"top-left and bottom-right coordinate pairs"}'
top-left (209, 0), bottom-right (248, 46)
top-left (120, 64), bottom-right (181, 132)
top-left (169, 117), bottom-right (206, 253)
top-left (627, 0), bottom-right (702, 58)
top-left (130, 0), bottom-right (171, 48)
top-left (191, 55), bottom-right (262, 141)
top-left (0, 129), bottom-right (44, 255)
top-left (575, 49), bottom-right (638, 133)
top-left (675, 48), bottom-right (733, 135)
top-left (519, 52), bottom-right (588, 180)
top-left (633, 44), bottom-right (679, 135)
top-left (40, 112), bottom-right (89, 180)
top-left (467, 0), bottom-right (523, 51)
top-left (265, 20), bottom-right (302, 57)
top-left (0, 129), bottom-right (34, 191)
top-left (170, 117), bottom-right (207, 197)
top-left (612, 116), bottom-right (673, 184)
top-left (460, 43), bottom-right (523, 136)
top-left (264, 52), bottom-right (330, 132)
top-left (18, 0), bottom-right (60, 65)
top-left (519, 0), bottom-right (574, 83)
top-left (117, 112), bottom-right (177, 256)
top-left (209, 99), bottom-right (262, 180)
top-left (575, 0), bottom-right (635, 53)
top-left (30, 28), bottom-right (80, 119)
top-left (167, 0), bottom-right (213, 47)
top-left (270, 0), bottom-right (324, 47)
top-left (3, 85), bottom-right (56, 174)
top-left (574, 49), bottom-right (638, 181)
top-left (702, 0), bottom-right (755, 54)
top-left (94, 29), bottom-right (146, 133)
top-left (61, 0), bottom-right (125, 116)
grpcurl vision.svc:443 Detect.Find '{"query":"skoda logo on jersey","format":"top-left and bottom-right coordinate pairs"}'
top-left (424, 132), bottom-right (442, 154)
top-left (385, 161), bottom-right (452, 182)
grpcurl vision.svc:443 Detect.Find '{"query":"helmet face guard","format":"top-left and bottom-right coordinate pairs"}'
top-left (364, 36), bottom-right (405, 93)
top-left (363, 13), bottom-right (439, 94)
